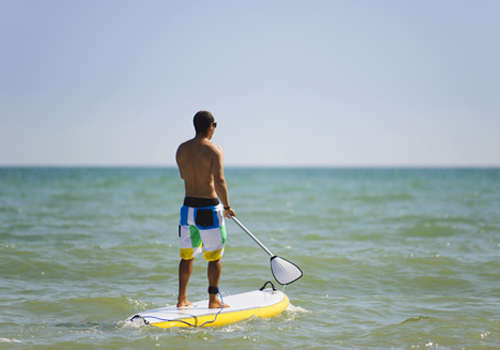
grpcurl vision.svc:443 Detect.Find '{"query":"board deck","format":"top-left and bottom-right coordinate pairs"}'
top-left (127, 288), bottom-right (289, 328)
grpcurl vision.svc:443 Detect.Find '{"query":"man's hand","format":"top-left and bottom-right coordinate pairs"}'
top-left (224, 207), bottom-right (236, 219)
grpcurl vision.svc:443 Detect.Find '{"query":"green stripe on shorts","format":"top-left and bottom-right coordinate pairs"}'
top-left (189, 225), bottom-right (202, 248)
top-left (220, 224), bottom-right (227, 245)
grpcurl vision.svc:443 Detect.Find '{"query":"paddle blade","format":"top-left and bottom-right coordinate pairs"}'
top-left (271, 256), bottom-right (303, 285)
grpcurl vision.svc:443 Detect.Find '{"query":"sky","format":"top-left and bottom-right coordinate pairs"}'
top-left (1, 0), bottom-right (499, 167)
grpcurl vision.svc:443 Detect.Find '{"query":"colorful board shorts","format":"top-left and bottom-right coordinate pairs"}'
top-left (178, 197), bottom-right (227, 261)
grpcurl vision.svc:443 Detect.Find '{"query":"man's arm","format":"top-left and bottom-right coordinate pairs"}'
top-left (212, 145), bottom-right (236, 218)
top-left (175, 144), bottom-right (184, 179)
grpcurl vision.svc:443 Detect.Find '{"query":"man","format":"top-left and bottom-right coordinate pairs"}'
top-left (175, 111), bottom-right (236, 308)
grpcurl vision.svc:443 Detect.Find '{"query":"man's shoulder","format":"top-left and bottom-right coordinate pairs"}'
top-left (178, 139), bottom-right (191, 148)
top-left (177, 139), bottom-right (222, 154)
top-left (198, 139), bottom-right (222, 153)
top-left (208, 141), bottom-right (222, 150)
top-left (176, 140), bottom-right (189, 155)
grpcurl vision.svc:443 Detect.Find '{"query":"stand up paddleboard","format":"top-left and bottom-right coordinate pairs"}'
top-left (127, 282), bottom-right (288, 328)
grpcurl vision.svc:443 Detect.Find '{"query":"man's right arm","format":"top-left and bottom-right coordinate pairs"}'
top-left (212, 145), bottom-right (236, 218)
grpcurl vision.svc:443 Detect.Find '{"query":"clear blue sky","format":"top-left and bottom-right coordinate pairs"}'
top-left (1, 0), bottom-right (499, 167)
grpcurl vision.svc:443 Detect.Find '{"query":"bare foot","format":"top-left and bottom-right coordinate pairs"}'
top-left (209, 298), bottom-right (229, 309)
top-left (177, 299), bottom-right (193, 308)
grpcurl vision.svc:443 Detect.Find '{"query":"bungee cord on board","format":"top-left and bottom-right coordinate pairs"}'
top-left (128, 291), bottom-right (226, 328)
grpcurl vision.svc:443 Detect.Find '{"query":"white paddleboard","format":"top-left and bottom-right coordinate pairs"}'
top-left (127, 285), bottom-right (289, 328)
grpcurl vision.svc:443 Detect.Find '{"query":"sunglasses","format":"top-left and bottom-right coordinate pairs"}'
top-left (212, 122), bottom-right (217, 128)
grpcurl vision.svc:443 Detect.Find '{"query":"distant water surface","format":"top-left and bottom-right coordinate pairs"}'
top-left (1, 167), bottom-right (499, 349)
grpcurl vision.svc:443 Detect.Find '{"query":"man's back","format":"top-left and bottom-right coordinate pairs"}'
top-left (176, 138), bottom-right (220, 199)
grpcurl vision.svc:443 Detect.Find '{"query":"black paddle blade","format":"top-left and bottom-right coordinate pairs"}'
top-left (270, 256), bottom-right (303, 285)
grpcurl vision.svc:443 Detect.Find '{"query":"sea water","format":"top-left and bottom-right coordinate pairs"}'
top-left (1, 167), bottom-right (499, 350)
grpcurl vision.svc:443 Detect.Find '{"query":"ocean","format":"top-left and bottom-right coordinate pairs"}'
top-left (1, 167), bottom-right (499, 349)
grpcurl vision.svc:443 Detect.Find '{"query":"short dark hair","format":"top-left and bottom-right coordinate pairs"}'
top-left (193, 111), bottom-right (215, 134)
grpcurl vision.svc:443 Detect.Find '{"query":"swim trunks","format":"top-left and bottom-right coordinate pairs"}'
top-left (178, 197), bottom-right (227, 261)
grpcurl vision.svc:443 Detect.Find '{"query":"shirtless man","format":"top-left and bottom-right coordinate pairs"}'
top-left (175, 111), bottom-right (236, 308)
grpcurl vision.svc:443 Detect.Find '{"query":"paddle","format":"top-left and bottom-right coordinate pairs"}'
top-left (229, 216), bottom-right (303, 286)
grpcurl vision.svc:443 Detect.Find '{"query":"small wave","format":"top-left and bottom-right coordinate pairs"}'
top-left (125, 297), bottom-right (154, 310)
top-left (0, 338), bottom-right (21, 343)
top-left (286, 303), bottom-right (310, 313)
top-left (402, 316), bottom-right (436, 323)
top-left (217, 320), bottom-right (253, 333)
top-left (117, 317), bottom-right (148, 329)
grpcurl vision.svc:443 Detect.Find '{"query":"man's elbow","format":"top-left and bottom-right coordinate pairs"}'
top-left (214, 178), bottom-right (226, 188)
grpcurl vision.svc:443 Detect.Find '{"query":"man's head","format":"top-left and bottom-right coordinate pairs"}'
top-left (193, 111), bottom-right (216, 135)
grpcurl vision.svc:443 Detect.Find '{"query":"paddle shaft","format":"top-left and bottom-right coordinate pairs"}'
top-left (230, 216), bottom-right (274, 257)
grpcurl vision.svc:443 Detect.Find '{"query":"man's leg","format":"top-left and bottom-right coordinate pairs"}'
top-left (177, 258), bottom-right (194, 307)
top-left (207, 259), bottom-right (229, 308)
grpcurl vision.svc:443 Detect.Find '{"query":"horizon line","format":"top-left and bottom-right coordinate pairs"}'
top-left (1, 164), bottom-right (499, 169)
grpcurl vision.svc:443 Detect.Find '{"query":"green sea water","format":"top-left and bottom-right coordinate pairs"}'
top-left (1, 167), bottom-right (499, 350)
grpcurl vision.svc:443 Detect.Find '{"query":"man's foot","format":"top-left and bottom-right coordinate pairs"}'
top-left (209, 298), bottom-right (229, 309)
top-left (177, 299), bottom-right (193, 308)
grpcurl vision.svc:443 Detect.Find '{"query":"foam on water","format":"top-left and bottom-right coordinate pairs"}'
top-left (286, 303), bottom-right (310, 314)
top-left (0, 338), bottom-right (21, 343)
